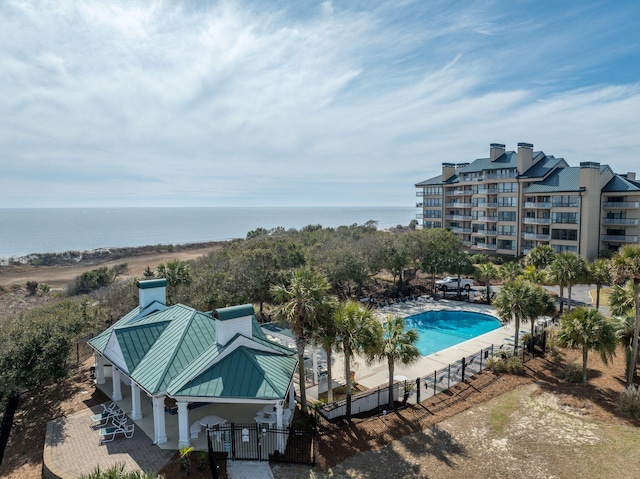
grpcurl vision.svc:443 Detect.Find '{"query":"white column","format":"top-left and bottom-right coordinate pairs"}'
top-left (112, 367), bottom-right (122, 400)
top-left (312, 345), bottom-right (318, 385)
top-left (95, 353), bottom-right (105, 385)
top-left (130, 383), bottom-right (142, 420)
top-left (288, 382), bottom-right (295, 409)
top-left (177, 401), bottom-right (190, 448)
top-left (275, 401), bottom-right (285, 452)
top-left (152, 395), bottom-right (167, 444)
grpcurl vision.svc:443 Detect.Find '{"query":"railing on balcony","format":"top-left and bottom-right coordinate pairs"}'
top-left (523, 202), bottom-right (552, 209)
top-left (451, 227), bottom-right (472, 234)
top-left (415, 214), bottom-right (424, 219)
top-left (485, 230), bottom-right (497, 236)
top-left (461, 240), bottom-right (472, 247)
top-left (522, 248), bottom-right (532, 255)
top-left (484, 173), bottom-right (517, 179)
top-left (477, 188), bottom-right (499, 194)
top-left (416, 203), bottom-right (423, 208)
top-left (445, 215), bottom-right (472, 221)
top-left (524, 217), bottom-right (552, 225)
top-left (446, 202), bottom-right (473, 208)
top-left (474, 243), bottom-right (497, 250)
top-left (601, 234), bottom-right (639, 242)
top-left (416, 191), bottom-right (424, 197)
top-left (452, 189), bottom-right (473, 196)
top-left (522, 233), bottom-right (551, 241)
top-left (601, 218), bottom-right (640, 225)
top-left (602, 201), bottom-right (640, 209)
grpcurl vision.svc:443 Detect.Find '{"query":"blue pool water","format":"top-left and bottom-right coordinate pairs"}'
top-left (405, 310), bottom-right (502, 356)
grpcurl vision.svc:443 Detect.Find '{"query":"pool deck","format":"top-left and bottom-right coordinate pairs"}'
top-left (347, 298), bottom-right (517, 389)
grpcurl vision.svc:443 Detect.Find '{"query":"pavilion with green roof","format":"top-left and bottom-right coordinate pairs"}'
top-left (88, 279), bottom-right (297, 448)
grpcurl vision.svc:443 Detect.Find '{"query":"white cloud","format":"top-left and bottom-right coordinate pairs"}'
top-left (0, 0), bottom-right (639, 207)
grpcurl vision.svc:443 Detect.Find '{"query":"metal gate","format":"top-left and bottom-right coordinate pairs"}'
top-left (207, 422), bottom-right (315, 465)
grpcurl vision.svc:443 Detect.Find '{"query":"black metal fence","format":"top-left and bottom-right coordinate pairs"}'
top-left (318, 329), bottom-right (548, 421)
top-left (206, 422), bottom-right (315, 465)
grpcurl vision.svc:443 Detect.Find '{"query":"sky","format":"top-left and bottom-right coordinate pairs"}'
top-left (1, 0), bottom-right (639, 208)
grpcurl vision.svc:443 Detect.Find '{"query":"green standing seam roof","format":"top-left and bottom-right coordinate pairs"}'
top-left (170, 347), bottom-right (297, 399)
top-left (88, 302), bottom-right (168, 353)
top-left (137, 278), bottom-right (168, 289)
top-left (114, 322), bottom-right (170, 372)
top-left (213, 304), bottom-right (255, 320)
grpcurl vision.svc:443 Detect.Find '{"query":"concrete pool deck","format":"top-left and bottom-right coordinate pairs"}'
top-left (337, 298), bottom-right (518, 390)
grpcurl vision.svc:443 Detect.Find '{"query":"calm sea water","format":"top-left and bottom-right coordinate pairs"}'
top-left (405, 310), bottom-right (501, 356)
top-left (0, 207), bottom-right (414, 258)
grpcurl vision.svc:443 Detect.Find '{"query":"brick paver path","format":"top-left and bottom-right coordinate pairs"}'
top-left (44, 406), bottom-right (174, 478)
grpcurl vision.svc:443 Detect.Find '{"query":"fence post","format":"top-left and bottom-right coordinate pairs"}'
top-left (433, 370), bottom-right (436, 396)
top-left (461, 356), bottom-right (466, 382)
top-left (416, 377), bottom-right (421, 404)
top-left (447, 364), bottom-right (451, 389)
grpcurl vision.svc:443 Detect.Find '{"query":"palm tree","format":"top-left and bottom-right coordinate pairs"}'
top-left (557, 307), bottom-right (617, 387)
top-left (612, 311), bottom-right (636, 384)
top-left (271, 268), bottom-right (333, 412)
top-left (475, 262), bottom-right (498, 304)
top-left (588, 258), bottom-right (611, 311)
top-left (494, 279), bottom-right (538, 352)
top-left (525, 244), bottom-right (556, 269)
top-left (547, 252), bottom-right (574, 314)
top-left (334, 301), bottom-right (383, 422)
top-left (310, 301), bottom-right (339, 402)
top-left (522, 265), bottom-right (547, 284)
top-left (499, 261), bottom-right (522, 283)
top-left (610, 244), bottom-right (640, 387)
top-left (372, 315), bottom-right (420, 408)
top-left (522, 283), bottom-right (555, 352)
top-left (156, 259), bottom-right (193, 304)
top-left (609, 280), bottom-right (635, 317)
top-left (550, 251), bottom-right (587, 313)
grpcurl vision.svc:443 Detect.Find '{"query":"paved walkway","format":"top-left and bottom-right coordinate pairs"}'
top-left (44, 406), bottom-right (174, 478)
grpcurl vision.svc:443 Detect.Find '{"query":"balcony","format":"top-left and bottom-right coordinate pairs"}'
top-left (601, 218), bottom-right (639, 225)
top-left (522, 248), bottom-right (532, 255)
top-left (524, 217), bottom-right (552, 225)
top-left (601, 234), bottom-right (639, 243)
top-left (416, 203), bottom-right (423, 208)
top-left (485, 230), bottom-right (497, 236)
top-left (478, 188), bottom-right (499, 194)
top-left (475, 202), bottom-right (498, 209)
top-left (415, 214), bottom-right (424, 219)
top-left (446, 202), bottom-right (473, 208)
top-left (602, 201), bottom-right (640, 209)
top-left (451, 227), bottom-right (472, 234)
top-left (445, 215), bottom-right (472, 221)
top-left (523, 202), bottom-right (551, 209)
top-left (523, 233), bottom-right (551, 241)
top-left (462, 240), bottom-right (472, 247)
top-left (451, 189), bottom-right (473, 196)
top-left (416, 191), bottom-right (424, 197)
top-left (474, 243), bottom-right (497, 250)
top-left (484, 173), bottom-right (516, 179)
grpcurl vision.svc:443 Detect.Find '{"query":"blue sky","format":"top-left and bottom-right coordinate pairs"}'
top-left (1, 0), bottom-right (639, 207)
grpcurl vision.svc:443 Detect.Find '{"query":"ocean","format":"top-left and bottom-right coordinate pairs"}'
top-left (0, 207), bottom-right (415, 258)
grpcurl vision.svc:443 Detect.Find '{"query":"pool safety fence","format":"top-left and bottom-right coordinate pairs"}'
top-left (317, 332), bottom-right (546, 422)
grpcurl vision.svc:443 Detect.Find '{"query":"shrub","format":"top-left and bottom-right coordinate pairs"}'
top-left (37, 283), bottom-right (50, 296)
top-left (487, 352), bottom-right (524, 375)
top-left (26, 281), bottom-right (39, 295)
top-left (79, 462), bottom-right (163, 478)
top-left (617, 384), bottom-right (640, 418)
top-left (558, 362), bottom-right (582, 383)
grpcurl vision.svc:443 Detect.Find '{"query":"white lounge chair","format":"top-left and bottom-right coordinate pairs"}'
top-left (190, 421), bottom-right (202, 439)
top-left (100, 401), bottom-right (119, 414)
top-left (91, 408), bottom-right (124, 427)
top-left (99, 419), bottom-right (135, 444)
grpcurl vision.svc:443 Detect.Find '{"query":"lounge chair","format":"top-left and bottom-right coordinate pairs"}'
top-left (190, 420), bottom-right (202, 439)
top-left (91, 408), bottom-right (125, 427)
top-left (100, 401), bottom-right (119, 414)
top-left (99, 419), bottom-right (135, 444)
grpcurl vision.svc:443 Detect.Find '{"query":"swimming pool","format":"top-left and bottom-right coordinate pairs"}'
top-left (405, 310), bottom-right (502, 356)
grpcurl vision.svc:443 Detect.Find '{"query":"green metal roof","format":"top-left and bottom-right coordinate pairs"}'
top-left (520, 155), bottom-right (566, 178)
top-left (213, 304), bottom-right (255, 321)
top-left (137, 279), bottom-right (168, 289)
top-left (458, 151), bottom-right (518, 174)
top-left (114, 322), bottom-right (170, 372)
top-left (170, 346), bottom-right (297, 399)
top-left (91, 301), bottom-right (297, 401)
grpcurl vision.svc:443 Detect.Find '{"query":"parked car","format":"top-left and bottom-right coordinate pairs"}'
top-left (435, 276), bottom-right (474, 291)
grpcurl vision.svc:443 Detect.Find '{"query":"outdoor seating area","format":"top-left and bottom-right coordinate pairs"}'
top-left (254, 404), bottom-right (293, 428)
top-left (91, 403), bottom-right (136, 445)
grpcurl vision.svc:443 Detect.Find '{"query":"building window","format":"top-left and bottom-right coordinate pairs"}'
top-left (424, 209), bottom-right (442, 218)
top-left (552, 195), bottom-right (579, 207)
top-left (497, 225), bottom-right (516, 236)
top-left (498, 239), bottom-right (515, 250)
top-left (498, 211), bottom-right (516, 221)
top-left (497, 196), bottom-right (517, 207)
top-left (423, 198), bottom-right (442, 207)
top-left (552, 212), bottom-right (578, 224)
top-left (424, 186), bottom-right (443, 196)
top-left (551, 229), bottom-right (577, 241)
top-left (498, 182), bottom-right (517, 193)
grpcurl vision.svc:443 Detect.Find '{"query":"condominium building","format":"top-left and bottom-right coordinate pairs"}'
top-left (415, 143), bottom-right (640, 260)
